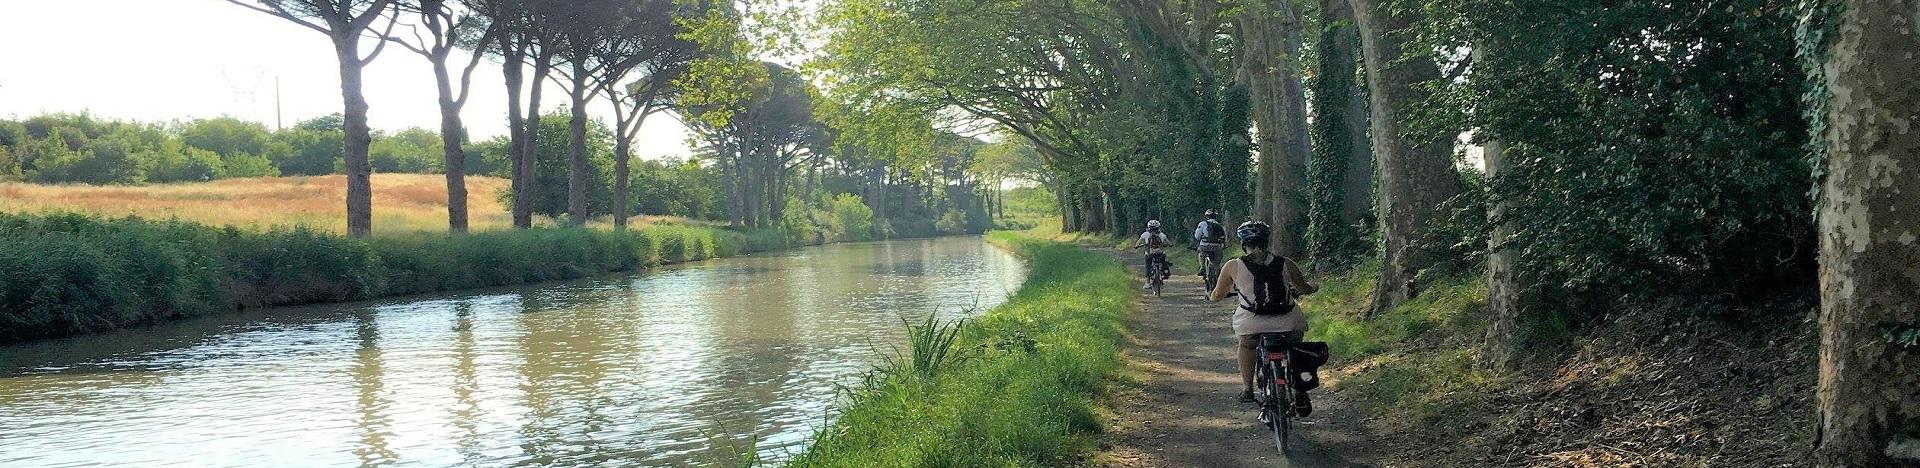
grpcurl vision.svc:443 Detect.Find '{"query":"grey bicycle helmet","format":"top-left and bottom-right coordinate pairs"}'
top-left (1236, 221), bottom-right (1272, 249)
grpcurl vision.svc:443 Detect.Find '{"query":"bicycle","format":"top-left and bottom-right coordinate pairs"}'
top-left (1253, 332), bottom-right (1298, 455)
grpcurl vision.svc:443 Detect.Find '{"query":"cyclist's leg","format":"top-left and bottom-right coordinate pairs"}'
top-left (1237, 334), bottom-right (1258, 397)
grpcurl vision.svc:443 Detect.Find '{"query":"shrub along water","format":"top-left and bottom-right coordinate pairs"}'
top-left (0, 212), bottom-right (788, 343)
top-left (789, 231), bottom-right (1133, 467)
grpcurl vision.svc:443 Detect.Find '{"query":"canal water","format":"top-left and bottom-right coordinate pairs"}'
top-left (0, 236), bottom-right (1026, 467)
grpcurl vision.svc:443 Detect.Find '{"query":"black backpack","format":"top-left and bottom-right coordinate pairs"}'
top-left (1202, 220), bottom-right (1226, 243)
top-left (1238, 255), bottom-right (1295, 316)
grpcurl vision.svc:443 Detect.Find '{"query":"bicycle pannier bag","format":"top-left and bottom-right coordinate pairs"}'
top-left (1289, 341), bottom-right (1330, 391)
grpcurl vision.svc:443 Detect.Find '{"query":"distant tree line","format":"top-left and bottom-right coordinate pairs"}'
top-left (206, 0), bottom-right (1036, 240)
top-left (0, 112), bottom-right (476, 184)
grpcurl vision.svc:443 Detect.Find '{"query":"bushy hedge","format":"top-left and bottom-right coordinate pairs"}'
top-left (789, 232), bottom-right (1132, 467)
top-left (0, 212), bottom-right (787, 343)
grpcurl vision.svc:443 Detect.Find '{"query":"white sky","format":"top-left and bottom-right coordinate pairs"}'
top-left (0, 0), bottom-right (694, 160)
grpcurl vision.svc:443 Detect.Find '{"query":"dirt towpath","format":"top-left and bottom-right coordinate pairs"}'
top-left (1096, 251), bottom-right (1380, 467)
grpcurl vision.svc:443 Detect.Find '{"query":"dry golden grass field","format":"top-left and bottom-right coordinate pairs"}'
top-left (0, 174), bottom-right (516, 234)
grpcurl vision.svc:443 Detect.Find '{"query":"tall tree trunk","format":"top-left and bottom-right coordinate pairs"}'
top-left (1057, 182), bottom-right (1076, 232)
top-left (502, 39), bottom-right (531, 229)
top-left (612, 134), bottom-right (632, 230)
top-left (519, 54), bottom-right (552, 226)
top-left (566, 62), bottom-right (590, 226)
top-left (1807, 1), bottom-right (1920, 464)
top-left (1481, 134), bottom-right (1520, 369)
top-left (723, 147), bottom-right (742, 228)
top-left (430, 48), bottom-right (469, 233)
top-left (742, 151), bottom-right (760, 229)
top-left (335, 37), bottom-right (374, 237)
top-left (1237, 0), bottom-right (1312, 258)
top-left (1351, 0), bottom-right (1467, 317)
top-left (1306, 0), bottom-right (1372, 268)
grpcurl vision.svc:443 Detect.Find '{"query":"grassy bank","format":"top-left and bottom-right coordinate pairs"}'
top-left (0, 212), bottom-right (787, 343)
top-left (788, 231), bottom-right (1133, 467)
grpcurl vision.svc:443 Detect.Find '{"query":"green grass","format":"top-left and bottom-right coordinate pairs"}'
top-left (788, 231), bottom-right (1134, 467)
top-left (1294, 261), bottom-right (1503, 432)
top-left (0, 212), bottom-right (791, 343)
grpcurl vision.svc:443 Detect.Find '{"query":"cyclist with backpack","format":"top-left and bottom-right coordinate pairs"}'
top-left (1133, 220), bottom-right (1174, 288)
top-left (1207, 221), bottom-right (1320, 411)
top-left (1193, 209), bottom-right (1230, 282)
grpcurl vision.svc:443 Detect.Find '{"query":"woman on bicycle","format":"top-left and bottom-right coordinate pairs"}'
top-left (1207, 221), bottom-right (1319, 408)
top-left (1133, 220), bottom-right (1173, 289)
top-left (1192, 209), bottom-right (1229, 284)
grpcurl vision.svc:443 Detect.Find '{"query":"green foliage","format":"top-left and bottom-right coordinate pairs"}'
top-left (26, 130), bottom-right (140, 184)
top-left (268, 127), bottom-right (343, 176)
top-left (827, 193), bottom-right (875, 242)
top-left (181, 116), bottom-right (277, 159)
top-left (0, 146), bottom-right (17, 181)
top-left (1425, 0), bottom-right (1816, 312)
top-left (0, 212), bottom-right (790, 343)
top-left (144, 147), bottom-right (227, 182)
top-left (628, 157), bottom-right (727, 220)
top-left (220, 152), bottom-right (280, 178)
top-left (368, 127), bottom-right (445, 173)
top-left (791, 233), bottom-right (1131, 467)
top-left (518, 111), bottom-right (617, 217)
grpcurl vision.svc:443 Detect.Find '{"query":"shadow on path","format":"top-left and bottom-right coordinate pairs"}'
top-left (1097, 251), bottom-right (1381, 468)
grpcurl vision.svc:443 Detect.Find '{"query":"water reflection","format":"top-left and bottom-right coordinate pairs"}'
top-left (0, 236), bottom-right (1024, 467)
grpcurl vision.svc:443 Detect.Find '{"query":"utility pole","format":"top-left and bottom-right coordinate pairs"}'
top-left (275, 76), bottom-right (283, 131)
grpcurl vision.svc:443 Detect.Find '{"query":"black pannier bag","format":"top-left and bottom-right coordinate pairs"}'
top-left (1288, 341), bottom-right (1330, 391)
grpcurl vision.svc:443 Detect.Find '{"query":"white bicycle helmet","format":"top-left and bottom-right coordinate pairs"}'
top-left (1146, 220), bottom-right (1161, 229)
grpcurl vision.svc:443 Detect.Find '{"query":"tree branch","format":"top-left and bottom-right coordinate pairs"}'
top-left (226, 0), bottom-right (330, 35)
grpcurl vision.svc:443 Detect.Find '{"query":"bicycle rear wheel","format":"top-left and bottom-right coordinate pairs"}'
top-left (1275, 396), bottom-right (1290, 454)
top-left (1272, 362), bottom-right (1291, 454)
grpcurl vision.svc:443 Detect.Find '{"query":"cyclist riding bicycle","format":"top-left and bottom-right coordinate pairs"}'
top-left (1207, 221), bottom-right (1320, 413)
top-left (1193, 209), bottom-right (1229, 279)
top-left (1133, 220), bottom-right (1173, 289)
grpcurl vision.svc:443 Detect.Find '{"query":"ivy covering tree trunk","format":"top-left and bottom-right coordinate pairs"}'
top-left (1305, 0), bottom-right (1373, 270)
top-left (1349, 0), bottom-right (1466, 316)
top-left (1804, 0), bottom-right (1920, 464)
